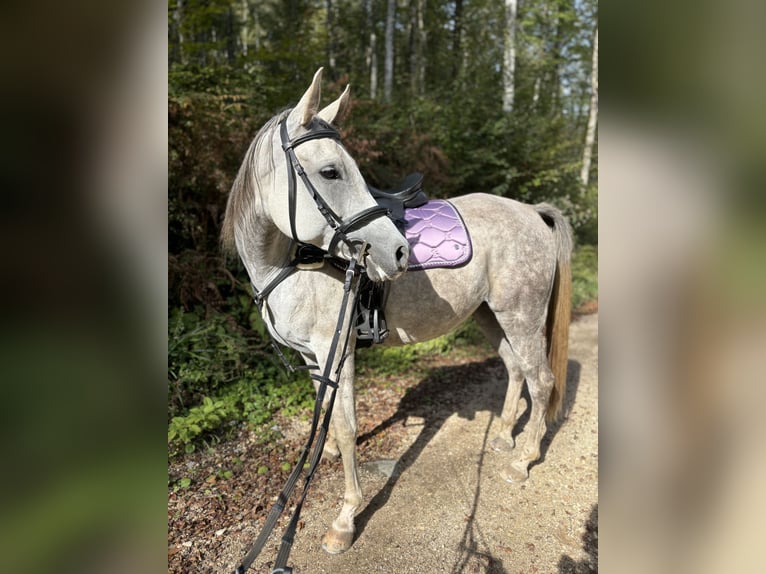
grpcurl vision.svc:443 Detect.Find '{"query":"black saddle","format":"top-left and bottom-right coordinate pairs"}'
top-left (368, 172), bottom-right (427, 230)
top-left (355, 173), bottom-right (428, 347)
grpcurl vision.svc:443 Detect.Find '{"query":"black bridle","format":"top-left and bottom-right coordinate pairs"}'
top-left (280, 118), bottom-right (390, 260)
top-left (253, 118), bottom-right (389, 306)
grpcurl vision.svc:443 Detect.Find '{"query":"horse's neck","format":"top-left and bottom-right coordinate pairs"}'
top-left (241, 215), bottom-right (293, 294)
top-left (242, 140), bottom-right (298, 294)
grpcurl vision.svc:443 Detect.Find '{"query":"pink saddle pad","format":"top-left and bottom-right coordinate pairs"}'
top-left (403, 200), bottom-right (472, 271)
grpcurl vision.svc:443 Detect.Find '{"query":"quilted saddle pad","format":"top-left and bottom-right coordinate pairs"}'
top-left (403, 199), bottom-right (472, 271)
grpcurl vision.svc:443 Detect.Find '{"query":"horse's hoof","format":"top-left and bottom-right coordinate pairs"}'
top-left (502, 464), bottom-right (529, 483)
top-left (321, 527), bottom-right (354, 554)
top-left (490, 436), bottom-right (514, 453)
top-left (322, 447), bottom-right (340, 463)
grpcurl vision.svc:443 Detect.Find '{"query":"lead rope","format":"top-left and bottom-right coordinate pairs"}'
top-left (232, 258), bottom-right (361, 574)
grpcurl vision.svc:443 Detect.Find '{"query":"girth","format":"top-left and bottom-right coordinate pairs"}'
top-left (354, 172), bottom-right (430, 345)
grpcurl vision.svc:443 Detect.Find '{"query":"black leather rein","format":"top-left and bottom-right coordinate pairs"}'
top-left (233, 261), bottom-right (361, 574)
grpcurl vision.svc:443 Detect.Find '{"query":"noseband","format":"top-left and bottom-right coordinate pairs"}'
top-left (279, 118), bottom-right (390, 257)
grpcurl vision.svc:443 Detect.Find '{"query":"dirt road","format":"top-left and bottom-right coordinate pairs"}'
top-left (201, 312), bottom-right (598, 574)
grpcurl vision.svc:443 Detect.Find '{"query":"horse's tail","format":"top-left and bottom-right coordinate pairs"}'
top-left (535, 204), bottom-right (573, 423)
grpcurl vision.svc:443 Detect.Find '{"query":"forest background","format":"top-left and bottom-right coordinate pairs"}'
top-left (168, 0), bottom-right (598, 454)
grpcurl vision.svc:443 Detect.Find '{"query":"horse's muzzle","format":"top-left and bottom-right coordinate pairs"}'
top-left (395, 245), bottom-right (409, 273)
top-left (364, 240), bottom-right (409, 281)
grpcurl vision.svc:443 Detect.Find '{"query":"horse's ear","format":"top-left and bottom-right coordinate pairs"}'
top-left (289, 68), bottom-right (324, 128)
top-left (317, 84), bottom-right (351, 127)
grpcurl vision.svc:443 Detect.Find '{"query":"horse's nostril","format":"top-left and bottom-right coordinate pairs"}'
top-left (395, 245), bottom-right (408, 271)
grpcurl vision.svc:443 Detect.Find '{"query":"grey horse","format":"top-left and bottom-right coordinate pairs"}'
top-left (222, 68), bottom-right (572, 555)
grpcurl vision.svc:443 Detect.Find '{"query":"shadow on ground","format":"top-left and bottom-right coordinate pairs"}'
top-left (353, 357), bottom-right (583, 573)
top-left (558, 504), bottom-right (598, 573)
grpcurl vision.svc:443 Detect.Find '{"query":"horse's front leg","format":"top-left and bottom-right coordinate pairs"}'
top-left (306, 359), bottom-right (342, 462)
top-left (321, 351), bottom-right (362, 554)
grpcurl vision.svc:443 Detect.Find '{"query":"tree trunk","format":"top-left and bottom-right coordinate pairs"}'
top-left (370, 31), bottom-right (378, 98)
top-left (370, 30), bottom-right (378, 100)
top-left (409, 0), bottom-right (416, 94)
top-left (326, 0), bottom-right (336, 78)
top-left (549, 8), bottom-right (564, 117)
top-left (532, 76), bottom-right (541, 109)
top-left (367, 0), bottom-right (378, 99)
top-left (531, 1), bottom-right (551, 113)
top-left (210, 28), bottom-right (219, 65)
top-left (253, 2), bottom-right (260, 51)
top-left (239, 0), bottom-right (249, 56)
top-left (384, 0), bottom-right (395, 102)
top-left (452, 0), bottom-right (463, 79)
top-left (417, 0), bottom-right (425, 95)
top-left (579, 28), bottom-right (598, 188)
top-left (226, 6), bottom-right (236, 63)
top-left (174, 0), bottom-right (186, 64)
top-left (502, 0), bottom-right (517, 113)
top-left (408, 0), bottom-right (426, 95)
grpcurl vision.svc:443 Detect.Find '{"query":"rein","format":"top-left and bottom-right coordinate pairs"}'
top-left (233, 258), bottom-right (361, 574)
top-left (233, 119), bottom-right (389, 573)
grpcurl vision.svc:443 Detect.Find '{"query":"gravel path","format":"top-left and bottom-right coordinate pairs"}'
top-left (203, 313), bottom-right (598, 574)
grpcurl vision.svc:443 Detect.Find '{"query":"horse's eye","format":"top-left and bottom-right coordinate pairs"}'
top-left (320, 166), bottom-right (341, 180)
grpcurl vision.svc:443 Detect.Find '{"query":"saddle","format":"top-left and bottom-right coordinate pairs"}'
top-left (368, 172), bottom-right (428, 230)
top-left (356, 173), bottom-right (426, 347)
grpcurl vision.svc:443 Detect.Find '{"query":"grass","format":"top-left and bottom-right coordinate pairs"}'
top-left (571, 244), bottom-right (598, 311)
top-left (355, 318), bottom-right (488, 381)
top-left (167, 306), bottom-right (316, 457)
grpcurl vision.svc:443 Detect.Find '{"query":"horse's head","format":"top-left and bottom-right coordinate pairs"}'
top-left (226, 68), bottom-right (409, 282)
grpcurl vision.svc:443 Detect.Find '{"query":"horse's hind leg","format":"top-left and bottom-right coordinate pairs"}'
top-left (501, 331), bottom-right (554, 483)
top-left (473, 304), bottom-right (526, 453)
top-left (477, 303), bottom-right (554, 482)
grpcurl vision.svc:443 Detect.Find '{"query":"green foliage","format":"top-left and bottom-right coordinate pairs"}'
top-left (168, 396), bottom-right (234, 454)
top-left (356, 320), bottom-right (486, 379)
top-left (356, 345), bottom-right (422, 378)
top-left (167, 358), bottom-right (314, 456)
top-left (571, 245), bottom-right (599, 310)
top-left (565, 183), bottom-right (598, 246)
top-left (168, 303), bottom-right (315, 456)
top-left (170, 65), bottom-right (260, 99)
top-left (168, 93), bottom-right (265, 256)
top-left (168, 307), bottom-right (253, 417)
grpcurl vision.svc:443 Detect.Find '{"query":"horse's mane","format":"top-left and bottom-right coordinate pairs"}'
top-left (221, 108), bottom-right (291, 256)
